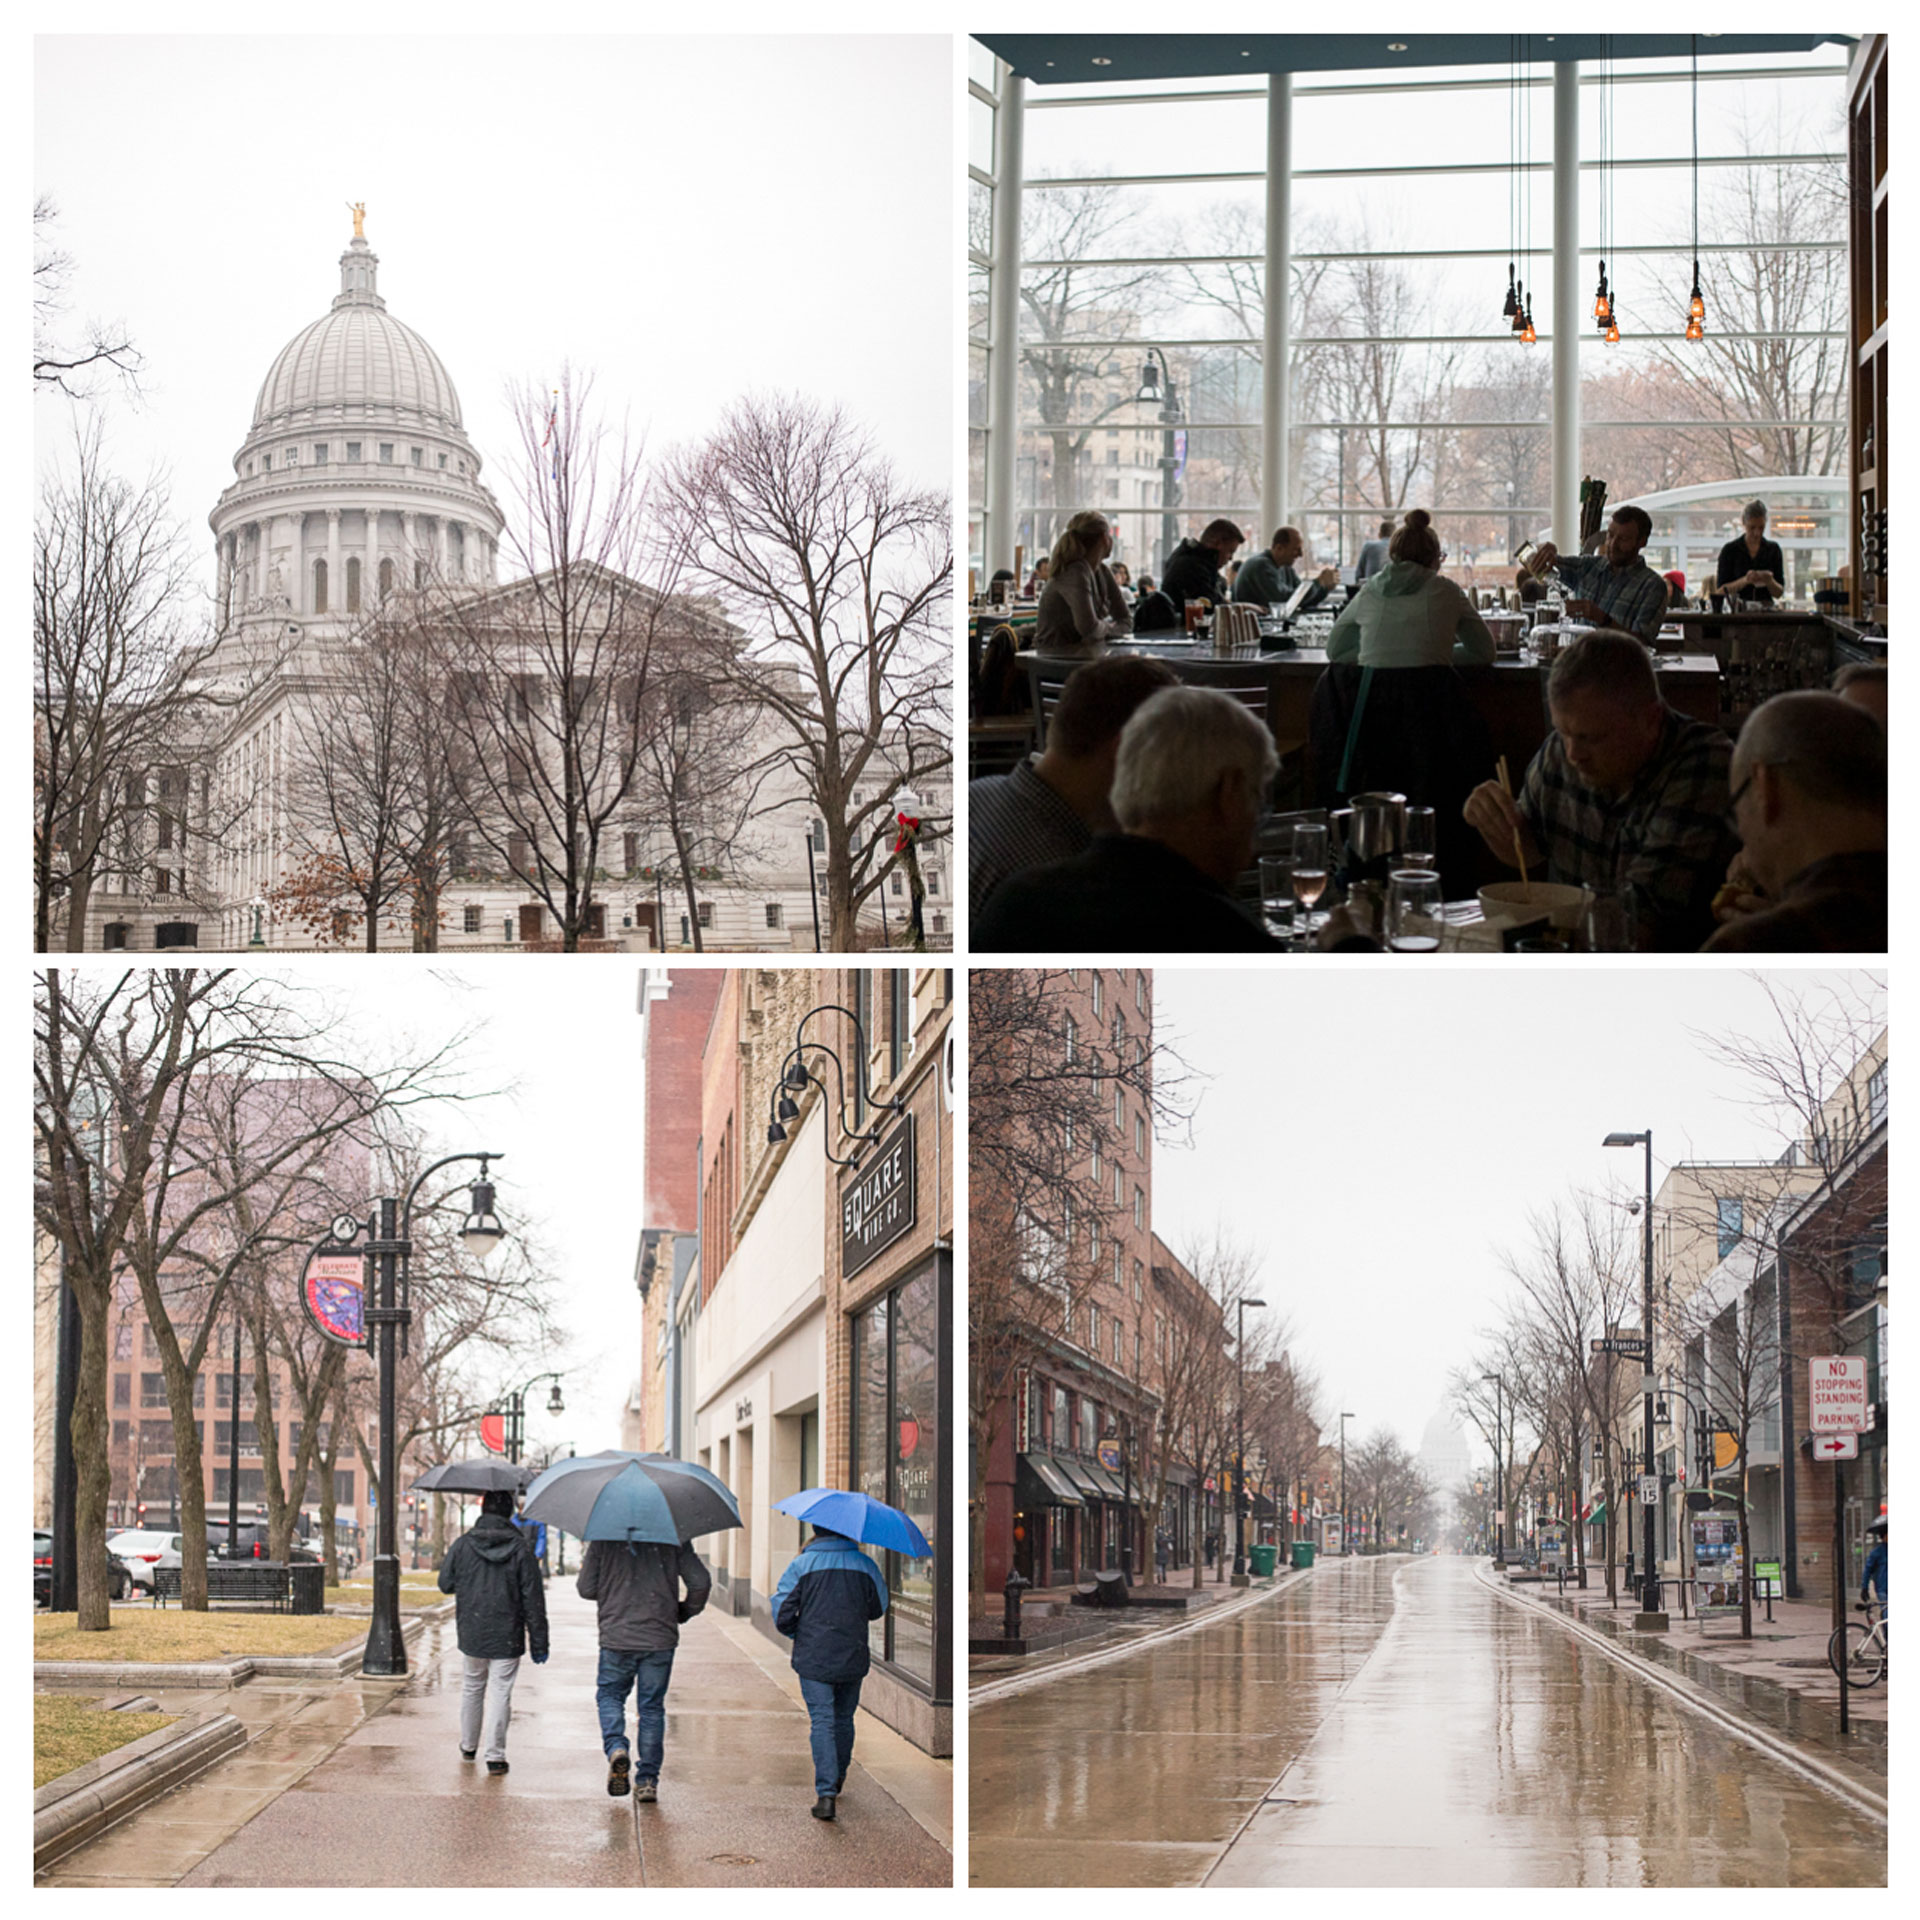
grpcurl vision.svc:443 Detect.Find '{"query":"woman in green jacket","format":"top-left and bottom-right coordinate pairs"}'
top-left (1325, 510), bottom-right (1494, 669)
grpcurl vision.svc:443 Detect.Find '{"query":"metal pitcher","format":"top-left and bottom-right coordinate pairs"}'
top-left (1346, 792), bottom-right (1406, 880)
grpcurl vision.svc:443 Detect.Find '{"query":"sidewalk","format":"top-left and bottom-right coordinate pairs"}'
top-left (1491, 1567), bottom-right (1886, 1793)
top-left (43, 1581), bottom-right (950, 1888)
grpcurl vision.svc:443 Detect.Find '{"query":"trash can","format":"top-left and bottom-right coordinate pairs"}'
top-left (1249, 1543), bottom-right (1277, 1577)
top-left (288, 1562), bottom-right (326, 1615)
top-left (1290, 1541), bottom-right (1317, 1570)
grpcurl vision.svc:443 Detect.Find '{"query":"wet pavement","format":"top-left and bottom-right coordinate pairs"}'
top-left (970, 1554), bottom-right (1886, 1888)
top-left (44, 1581), bottom-right (950, 1887)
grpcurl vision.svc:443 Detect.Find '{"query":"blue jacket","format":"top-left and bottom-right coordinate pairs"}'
top-left (773, 1528), bottom-right (888, 1683)
top-left (1861, 1540), bottom-right (1887, 1602)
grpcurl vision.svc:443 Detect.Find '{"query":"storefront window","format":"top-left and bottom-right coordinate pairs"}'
top-left (849, 1264), bottom-right (940, 1688)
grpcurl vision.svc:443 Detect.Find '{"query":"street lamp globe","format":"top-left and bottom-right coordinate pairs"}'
top-left (546, 1382), bottom-right (565, 1416)
top-left (460, 1174), bottom-right (506, 1263)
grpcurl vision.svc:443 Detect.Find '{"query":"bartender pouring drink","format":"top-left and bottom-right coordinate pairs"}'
top-left (1712, 499), bottom-right (1786, 606)
top-left (1519, 504), bottom-right (1668, 645)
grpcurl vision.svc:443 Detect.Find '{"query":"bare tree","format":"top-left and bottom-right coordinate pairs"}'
top-left (1347, 1428), bottom-right (1435, 1553)
top-left (34, 196), bottom-right (143, 399)
top-left (659, 395), bottom-right (951, 950)
top-left (34, 416), bottom-right (228, 950)
top-left (430, 368), bottom-right (682, 951)
top-left (966, 969), bottom-right (1195, 1595)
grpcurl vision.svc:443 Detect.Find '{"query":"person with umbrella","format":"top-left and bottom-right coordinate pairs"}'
top-left (436, 1489), bottom-right (549, 1775)
top-left (771, 1489), bottom-right (925, 1823)
top-left (523, 1451), bottom-right (737, 1804)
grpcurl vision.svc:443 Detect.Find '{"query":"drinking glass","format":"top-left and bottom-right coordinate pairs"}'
top-left (1401, 806), bottom-right (1437, 868)
top-left (1386, 869), bottom-right (1444, 952)
top-left (1290, 823), bottom-right (1330, 934)
top-left (1258, 855), bottom-right (1297, 944)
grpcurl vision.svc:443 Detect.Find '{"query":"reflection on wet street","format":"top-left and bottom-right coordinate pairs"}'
top-left (970, 1556), bottom-right (1886, 1887)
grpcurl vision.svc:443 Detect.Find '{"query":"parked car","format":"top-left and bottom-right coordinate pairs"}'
top-left (105, 1528), bottom-right (191, 1592)
top-left (38, 1530), bottom-right (135, 1604)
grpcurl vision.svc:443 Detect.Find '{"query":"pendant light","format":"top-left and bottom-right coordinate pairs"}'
top-left (1502, 40), bottom-right (1521, 321)
top-left (1597, 41), bottom-right (1621, 342)
top-left (1684, 35), bottom-right (1706, 339)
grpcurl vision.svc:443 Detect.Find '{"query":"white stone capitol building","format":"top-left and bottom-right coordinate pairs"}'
top-left (86, 220), bottom-right (947, 953)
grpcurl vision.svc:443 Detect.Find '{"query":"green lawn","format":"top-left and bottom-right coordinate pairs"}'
top-left (35, 1611), bottom-right (362, 1662)
top-left (34, 1694), bottom-right (179, 1788)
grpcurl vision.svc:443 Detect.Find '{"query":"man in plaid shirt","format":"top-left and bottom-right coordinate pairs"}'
top-left (1520, 504), bottom-right (1670, 643)
top-left (1464, 630), bottom-right (1735, 949)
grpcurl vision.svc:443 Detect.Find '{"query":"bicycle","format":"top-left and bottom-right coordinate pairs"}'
top-left (1827, 1599), bottom-right (1888, 1689)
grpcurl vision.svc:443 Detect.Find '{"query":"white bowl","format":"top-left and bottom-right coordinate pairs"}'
top-left (1478, 880), bottom-right (1592, 931)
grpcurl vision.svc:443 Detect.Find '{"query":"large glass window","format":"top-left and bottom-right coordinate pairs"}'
top-left (970, 44), bottom-right (1849, 588)
top-left (849, 1266), bottom-right (941, 1689)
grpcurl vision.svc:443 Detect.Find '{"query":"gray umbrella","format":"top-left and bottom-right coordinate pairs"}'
top-left (408, 1457), bottom-right (532, 1496)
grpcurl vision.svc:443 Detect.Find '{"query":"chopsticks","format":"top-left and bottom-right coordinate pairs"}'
top-left (1496, 754), bottom-right (1530, 894)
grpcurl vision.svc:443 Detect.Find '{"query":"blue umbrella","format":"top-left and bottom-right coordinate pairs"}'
top-left (523, 1450), bottom-right (740, 1544)
top-left (773, 1487), bottom-right (931, 1558)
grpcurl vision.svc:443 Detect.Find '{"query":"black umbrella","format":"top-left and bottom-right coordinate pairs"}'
top-left (408, 1457), bottom-right (532, 1496)
top-left (522, 1450), bottom-right (741, 1544)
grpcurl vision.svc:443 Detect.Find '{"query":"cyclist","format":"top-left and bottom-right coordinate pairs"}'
top-left (1860, 1513), bottom-right (1887, 1643)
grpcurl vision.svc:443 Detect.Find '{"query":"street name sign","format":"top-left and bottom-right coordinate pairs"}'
top-left (1591, 1337), bottom-right (1647, 1356)
top-left (1811, 1432), bottom-right (1858, 1460)
top-left (1808, 1355), bottom-right (1866, 1431)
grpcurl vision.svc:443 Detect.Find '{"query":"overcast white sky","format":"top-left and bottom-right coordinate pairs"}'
top-left (1150, 967), bottom-right (1883, 1461)
top-left (291, 959), bottom-right (652, 1459)
top-left (33, 32), bottom-right (952, 608)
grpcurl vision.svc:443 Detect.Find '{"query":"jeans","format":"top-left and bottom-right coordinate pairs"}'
top-left (798, 1674), bottom-right (863, 1799)
top-left (596, 1648), bottom-right (675, 1777)
top-left (460, 1655), bottom-right (520, 1763)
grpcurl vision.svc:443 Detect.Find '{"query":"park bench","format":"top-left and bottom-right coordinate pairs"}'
top-left (151, 1562), bottom-right (294, 1611)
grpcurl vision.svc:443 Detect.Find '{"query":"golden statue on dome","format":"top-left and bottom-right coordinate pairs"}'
top-left (347, 201), bottom-right (367, 239)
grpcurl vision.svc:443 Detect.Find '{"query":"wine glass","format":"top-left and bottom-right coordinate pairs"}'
top-left (1401, 806), bottom-right (1437, 869)
top-left (1258, 855), bottom-right (1297, 945)
top-left (1290, 823), bottom-right (1330, 934)
top-left (1386, 869), bottom-right (1444, 952)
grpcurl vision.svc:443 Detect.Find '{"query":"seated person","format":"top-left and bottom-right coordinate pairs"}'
top-left (1024, 556), bottom-right (1051, 597)
top-left (1159, 519), bottom-right (1245, 616)
top-left (1662, 569), bottom-right (1687, 607)
top-left (1234, 526), bottom-right (1339, 613)
top-left (975, 686), bottom-right (1284, 952)
top-left (1033, 511), bottom-right (1133, 658)
top-left (1521, 505), bottom-right (1669, 644)
top-left (1137, 572), bottom-right (1156, 594)
top-left (1462, 629), bottom-right (1735, 950)
top-left (986, 567), bottom-right (1017, 602)
top-left (1324, 509), bottom-right (1493, 669)
top-left (1713, 499), bottom-right (1786, 607)
top-left (968, 654), bottom-right (1179, 916)
top-left (1111, 561), bottom-right (1134, 593)
top-left (1833, 659), bottom-right (1887, 731)
top-left (1705, 692), bottom-right (1886, 952)
top-left (1355, 518), bottom-right (1394, 582)
top-left (974, 623), bottom-right (1028, 718)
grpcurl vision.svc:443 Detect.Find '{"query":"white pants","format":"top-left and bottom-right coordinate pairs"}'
top-left (460, 1654), bottom-right (521, 1762)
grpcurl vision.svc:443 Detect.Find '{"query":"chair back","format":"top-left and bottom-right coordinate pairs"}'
top-left (1026, 654), bottom-right (1081, 751)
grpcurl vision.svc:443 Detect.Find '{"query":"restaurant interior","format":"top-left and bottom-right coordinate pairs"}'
top-left (966, 35), bottom-right (1887, 954)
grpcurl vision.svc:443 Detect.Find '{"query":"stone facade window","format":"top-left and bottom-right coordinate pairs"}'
top-left (463, 905), bottom-right (482, 934)
top-left (346, 441), bottom-right (361, 461)
top-left (314, 443), bottom-right (328, 465)
top-left (379, 443), bottom-right (393, 463)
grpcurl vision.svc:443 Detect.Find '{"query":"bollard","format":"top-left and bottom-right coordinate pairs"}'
top-left (1003, 1567), bottom-right (1031, 1641)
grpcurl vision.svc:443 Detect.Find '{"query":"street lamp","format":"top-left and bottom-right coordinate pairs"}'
top-left (1339, 1412), bottom-right (1354, 1555)
top-left (1104, 1414), bottom-right (1138, 1586)
top-left (248, 894), bottom-right (266, 948)
top-left (1231, 1296), bottom-right (1268, 1585)
top-left (764, 1004), bottom-right (905, 1164)
top-left (1604, 1128), bottom-right (1667, 1628)
top-left (1482, 1372), bottom-right (1506, 1567)
top-left (326, 1152), bottom-right (507, 1676)
top-left (1137, 347), bottom-right (1183, 565)
top-left (492, 1372), bottom-right (567, 1465)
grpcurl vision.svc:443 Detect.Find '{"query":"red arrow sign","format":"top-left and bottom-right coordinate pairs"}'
top-left (1814, 1434), bottom-right (1858, 1459)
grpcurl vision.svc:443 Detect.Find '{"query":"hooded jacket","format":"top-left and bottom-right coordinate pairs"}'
top-left (438, 1512), bottom-right (549, 1662)
top-left (772, 1527), bottom-right (889, 1684)
top-left (576, 1539), bottom-right (711, 1652)
top-left (1325, 560), bottom-right (1494, 670)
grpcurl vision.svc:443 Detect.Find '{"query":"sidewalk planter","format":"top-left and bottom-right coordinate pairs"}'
top-left (1249, 1545), bottom-right (1278, 1577)
top-left (1290, 1542), bottom-right (1316, 1570)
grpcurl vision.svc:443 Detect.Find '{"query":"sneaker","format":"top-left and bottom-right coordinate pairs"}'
top-left (607, 1750), bottom-right (631, 1797)
top-left (635, 1777), bottom-right (657, 1802)
top-left (460, 1748), bottom-right (477, 1761)
top-left (811, 1794), bottom-right (837, 1822)
top-left (487, 1759), bottom-right (510, 1776)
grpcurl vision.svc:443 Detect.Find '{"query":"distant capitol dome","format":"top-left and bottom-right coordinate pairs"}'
top-left (209, 216), bottom-right (502, 638)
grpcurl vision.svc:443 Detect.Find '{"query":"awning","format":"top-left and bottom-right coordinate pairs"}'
top-left (1015, 1452), bottom-right (1083, 1508)
top-left (1085, 1462), bottom-right (1132, 1500)
top-left (1056, 1456), bottom-right (1109, 1502)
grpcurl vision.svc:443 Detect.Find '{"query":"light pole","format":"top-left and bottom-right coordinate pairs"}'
top-left (493, 1373), bottom-right (566, 1465)
top-left (1137, 348), bottom-right (1183, 567)
top-left (1482, 1372), bottom-right (1506, 1567)
top-left (1604, 1128), bottom-right (1667, 1628)
top-left (1339, 1411), bottom-right (1354, 1555)
top-left (1232, 1295), bottom-right (1268, 1586)
top-left (327, 1153), bottom-right (507, 1676)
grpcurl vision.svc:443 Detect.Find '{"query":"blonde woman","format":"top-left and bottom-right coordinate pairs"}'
top-left (1325, 510), bottom-right (1494, 668)
top-left (1034, 512), bottom-right (1133, 656)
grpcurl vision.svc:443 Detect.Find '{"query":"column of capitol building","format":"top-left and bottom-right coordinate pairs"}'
top-left (83, 212), bottom-right (946, 952)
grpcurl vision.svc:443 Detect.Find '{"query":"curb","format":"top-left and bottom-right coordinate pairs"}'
top-left (1475, 1565), bottom-right (1887, 1825)
top-left (34, 1610), bottom-right (431, 1690)
top-left (35, 1710), bottom-right (248, 1872)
